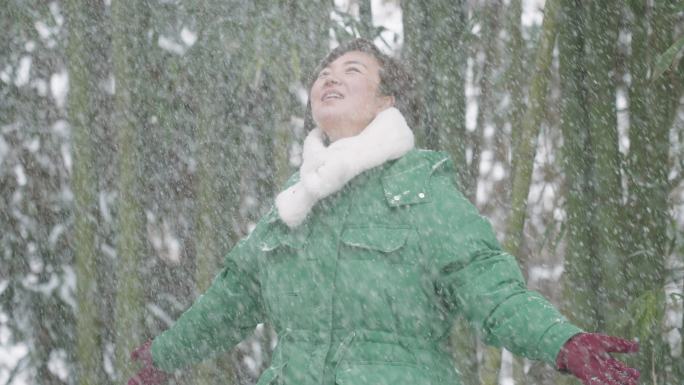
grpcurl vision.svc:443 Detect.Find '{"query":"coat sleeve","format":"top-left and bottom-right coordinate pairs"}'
top-left (150, 214), bottom-right (271, 372)
top-left (418, 157), bottom-right (582, 367)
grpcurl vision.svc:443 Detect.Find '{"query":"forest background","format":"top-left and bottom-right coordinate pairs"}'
top-left (1, 0), bottom-right (683, 384)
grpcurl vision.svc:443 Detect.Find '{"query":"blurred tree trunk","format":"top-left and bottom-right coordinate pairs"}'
top-left (496, 0), bottom-right (560, 383)
top-left (470, 1), bottom-right (500, 208)
top-left (402, 0), bottom-right (470, 193)
top-left (112, 0), bottom-right (149, 380)
top-left (506, 0), bottom-right (525, 186)
top-left (624, 1), bottom-right (682, 382)
top-left (400, 0), bottom-right (428, 144)
top-left (583, 1), bottom-right (624, 331)
top-left (358, 0), bottom-right (373, 39)
top-left (484, 0), bottom-right (523, 220)
top-left (557, 1), bottom-right (598, 384)
top-left (557, 0), bottom-right (627, 355)
top-left (67, 1), bottom-right (105, 383)
top-left (503, 0), bottom-right (559, 264)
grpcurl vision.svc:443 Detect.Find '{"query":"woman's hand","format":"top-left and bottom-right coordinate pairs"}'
top-left (127, 339), bottom-right (170, 385)
top-left (556, 332), bottom-right (640, 385)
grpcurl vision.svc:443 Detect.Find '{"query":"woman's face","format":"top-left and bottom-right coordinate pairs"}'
top-left (310, 50), bottom-right (394, 142)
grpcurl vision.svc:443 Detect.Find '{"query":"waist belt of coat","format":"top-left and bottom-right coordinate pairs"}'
top-left (280, 329), bottom-right (440, 385)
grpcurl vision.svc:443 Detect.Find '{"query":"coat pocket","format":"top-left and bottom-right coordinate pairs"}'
top-left (335, 362), bottom-right (433, 385)
top-left (339, 227), bottom-right (415, 264)
top-left (341, 227), bottom-right (410, 253)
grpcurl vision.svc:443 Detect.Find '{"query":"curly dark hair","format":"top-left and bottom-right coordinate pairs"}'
top-left (305, 38), bottom-right (422, 130)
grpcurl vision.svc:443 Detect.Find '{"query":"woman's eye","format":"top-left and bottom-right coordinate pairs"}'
top-left (346, 67), bottom-right (361, 73)
top-left (317, 71), bottom-right (329, 78)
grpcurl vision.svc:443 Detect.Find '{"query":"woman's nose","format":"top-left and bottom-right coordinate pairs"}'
top-left (324, 75), bottom-right (341, 86)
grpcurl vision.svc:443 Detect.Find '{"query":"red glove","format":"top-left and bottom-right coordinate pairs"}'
top-left (556, 332), bottom-right (640, 385)
top-left (127, 340), bottom-right (170, 385)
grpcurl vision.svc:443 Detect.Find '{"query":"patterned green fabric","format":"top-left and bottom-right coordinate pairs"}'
top-left (151, 149), bottom-right (582, 384)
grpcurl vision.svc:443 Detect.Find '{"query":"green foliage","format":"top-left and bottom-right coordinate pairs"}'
top-left (331, 8), bottom-right (394, 47)
top-left (653, 35), bottom-right (684, 81)
top-left (608, 289), bottom-right (665, 340)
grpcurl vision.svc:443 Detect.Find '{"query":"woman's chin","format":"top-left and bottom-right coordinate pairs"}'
top-left (313, 113), bottom-right (345, 131)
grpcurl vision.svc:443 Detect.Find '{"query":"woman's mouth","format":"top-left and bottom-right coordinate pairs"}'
top-left (322, 91), bottom-right (344, 101)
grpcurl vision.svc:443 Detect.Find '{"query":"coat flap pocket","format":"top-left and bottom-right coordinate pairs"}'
top-left (340, 227), bottom-right (410, 253)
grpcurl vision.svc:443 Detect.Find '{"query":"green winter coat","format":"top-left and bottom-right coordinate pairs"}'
top-left (151, 149), bottom-right (582, 385)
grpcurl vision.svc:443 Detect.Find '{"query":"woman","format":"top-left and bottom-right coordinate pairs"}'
top-left (128, 39), bottom-right (640, 385)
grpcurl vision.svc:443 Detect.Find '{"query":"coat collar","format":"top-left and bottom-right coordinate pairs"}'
top-left (380, 149), bottom-right (451, 207)
top-left (270, 149), bottom-right (453, 226)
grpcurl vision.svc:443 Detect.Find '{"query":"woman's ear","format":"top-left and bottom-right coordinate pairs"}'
top-left (380, 94), bottom-right (395, 109)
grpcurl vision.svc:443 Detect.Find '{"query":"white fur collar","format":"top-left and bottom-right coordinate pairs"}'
top-left (275, 107), bottom-right (415, 228)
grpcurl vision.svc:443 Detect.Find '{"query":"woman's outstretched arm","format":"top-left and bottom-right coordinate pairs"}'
top-left (150, 239), bottom-right (266, 372)
top-left (130, 212), bottom-right (271, 380)
top-left (414, 153), bottom-right (638, 382)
